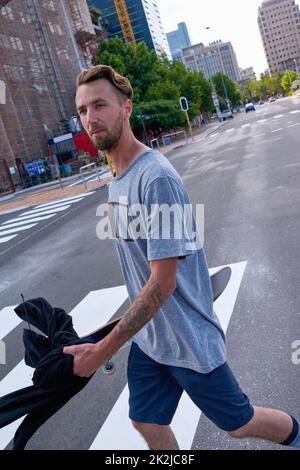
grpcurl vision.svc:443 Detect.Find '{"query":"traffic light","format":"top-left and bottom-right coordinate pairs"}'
top-left (179, 96), bottom-right (189, 112)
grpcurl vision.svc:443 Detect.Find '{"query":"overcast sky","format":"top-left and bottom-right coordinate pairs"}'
top-left (156, 0), bottom-right (271, 77)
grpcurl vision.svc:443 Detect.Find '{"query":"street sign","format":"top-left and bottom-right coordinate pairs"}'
top-left (179, 96), bottom-right (189, 112)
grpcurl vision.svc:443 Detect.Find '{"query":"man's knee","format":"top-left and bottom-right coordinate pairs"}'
top-left (132, 420), bottom-right (155, 433)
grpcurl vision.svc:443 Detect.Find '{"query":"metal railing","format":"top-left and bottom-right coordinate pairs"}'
top-left (161, 131), bottom-right (188, 146)
top-left (79, 162), bottom-right (100, 189)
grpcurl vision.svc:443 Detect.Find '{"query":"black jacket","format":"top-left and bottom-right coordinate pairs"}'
top-left (0, 298), bottom-right (94, 450)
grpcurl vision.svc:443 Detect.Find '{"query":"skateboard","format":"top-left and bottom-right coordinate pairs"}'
top-left (80, 266), bottom-right (232, 374)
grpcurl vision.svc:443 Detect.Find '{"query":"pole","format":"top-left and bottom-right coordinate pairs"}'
top-left (184, 111), bottom-right (193, 138)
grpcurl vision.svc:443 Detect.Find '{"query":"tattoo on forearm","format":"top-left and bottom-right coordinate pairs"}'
top-left (116, 278), bottom-right (163, 340)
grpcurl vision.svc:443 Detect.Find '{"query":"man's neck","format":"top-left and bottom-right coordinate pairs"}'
top-left (108, 131), bottom-right (148, 175)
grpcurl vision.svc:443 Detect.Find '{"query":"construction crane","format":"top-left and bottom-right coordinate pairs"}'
top-left (114, 0), bottom-right (136, 45)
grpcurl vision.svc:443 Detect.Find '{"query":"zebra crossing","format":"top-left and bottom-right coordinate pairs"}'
top-left (209, 109), bottom-right (300, 138)
top-left (0, 192), bottom-right (95, 245)
top-left (0, 261), bottom-right (247, 450)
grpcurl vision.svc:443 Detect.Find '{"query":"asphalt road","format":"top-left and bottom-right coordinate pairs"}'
top-left (0, 96), bottom-right (300, 450)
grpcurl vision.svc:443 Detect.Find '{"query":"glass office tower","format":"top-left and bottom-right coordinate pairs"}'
top-left (91, 0), bottom-right (171, 58)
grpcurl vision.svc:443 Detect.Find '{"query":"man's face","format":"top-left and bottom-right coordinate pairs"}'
top-left (76, 79), bottom-right (128, 151)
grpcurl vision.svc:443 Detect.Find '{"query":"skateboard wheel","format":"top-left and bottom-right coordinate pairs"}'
top-left (103, 360), bottom-right (115, 375)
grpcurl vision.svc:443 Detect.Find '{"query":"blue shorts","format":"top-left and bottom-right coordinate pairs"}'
top-left (128, 342), bottom-right (254, 432)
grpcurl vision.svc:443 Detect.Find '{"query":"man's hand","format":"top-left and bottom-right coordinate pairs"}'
top-left (63, 343), bottom-right (103, 377)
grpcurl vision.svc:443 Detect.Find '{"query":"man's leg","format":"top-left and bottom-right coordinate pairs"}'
top-left (228, 406), bottom-right (296, 444)
top-left (132, 421), bottom-right (179, 450)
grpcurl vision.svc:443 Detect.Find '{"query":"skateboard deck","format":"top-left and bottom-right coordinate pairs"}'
top-left (80, 266), bottom-right (232, 373)
top-left (81, 266), bottom-right (232, 343)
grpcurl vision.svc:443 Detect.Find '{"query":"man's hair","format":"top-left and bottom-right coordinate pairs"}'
top-left (76, 65), bottom-right (133, 102)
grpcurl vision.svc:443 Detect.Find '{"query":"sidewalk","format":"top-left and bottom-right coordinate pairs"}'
top-left (0, 120), bottom-right (225, 215)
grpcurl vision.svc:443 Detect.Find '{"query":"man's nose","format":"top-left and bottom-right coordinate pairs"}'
top-left (85, 108), bottom-right (98, 126)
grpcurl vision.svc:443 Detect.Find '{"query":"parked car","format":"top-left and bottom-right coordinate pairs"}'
top-left (258, 100), bottom-right (264, 105)
top-left (269, 96), bottom-right (276, 102)
top-left (221, 109), bottom-right (234, 120)
top-left (245, 103), bottom-right (256, 113)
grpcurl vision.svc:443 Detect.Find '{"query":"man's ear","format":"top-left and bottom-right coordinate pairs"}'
top-left (123, 99), bottom-right (133, 120)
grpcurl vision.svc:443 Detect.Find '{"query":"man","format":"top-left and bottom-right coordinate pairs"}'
top-left (64, 65), bottom-right (300, 450)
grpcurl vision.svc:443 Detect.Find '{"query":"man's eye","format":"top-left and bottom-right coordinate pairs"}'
top-left (79, 109), bottom-right (86, 115)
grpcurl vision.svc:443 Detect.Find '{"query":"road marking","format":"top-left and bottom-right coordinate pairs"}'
top-left (0, 223), bottom-right (38, 236)
top-left (20, 205), bottom-right (71, 217)
top-left (255, 133), bottom-right (266, 137)
top-left (1, 215), bottom-right (55, 229)
top-left (209, 132), bottom-right (219, 138)
top-left (271, 128), bottom-right (282, 133)
top-left (36, 192), bottom-right (95, 209)
top-left (0, 285), bottom-right (128, 449)
top-left (273, 114), bottom-right (283, 119)
top-left (0, 306), bottom-right (20, 341)
top-left (258, 119), bottom-right (267, 123)
top-left (225, 128), bottom-right (234, 133)
top-left (287, 123), bottom-right (300, 128)
top-left (241, 124), bottom-right (250, 128)
top-left (70, 285), bottom-right (128, 337)
top-left (0, 235), bottom-right (18, 244)
top-left (90, 261), bottom-right (248, 450)
top-left (290, 110), bottom-right (300, 114)
top-left (31, 198), bottom-right (84, 212)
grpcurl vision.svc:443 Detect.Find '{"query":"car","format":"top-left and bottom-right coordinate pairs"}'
top-left (258, 100), bottom-right (264, 105)
top-left (269, 96), bottom-right (276, 102)
top-left (221, 109), bottom-right (234, 120)
top-left (245, 103), bottom-right (256, 113)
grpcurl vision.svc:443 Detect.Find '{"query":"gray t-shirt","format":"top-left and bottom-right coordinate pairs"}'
top-left (108, 150), bottom-right (226, 373)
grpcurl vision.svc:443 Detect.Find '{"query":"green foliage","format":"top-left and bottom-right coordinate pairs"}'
top-left (281, 71), bottom-right (299, 94)
top-left (211, 73), bottom-right (240, 107)
top-left (240, 74), bottom-right (285, 101)
top-left (95, 38), bottom-right (213, 132)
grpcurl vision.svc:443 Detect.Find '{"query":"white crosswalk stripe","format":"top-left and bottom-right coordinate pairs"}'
top-left (1, 215), bottom-right (55, 229)
top-left (290, 110), bottom-right (300, 114)
top-left (35, 192), bottom-right (95, 209)
top-left (0, 191), bottom-right (95, 246)
top-left (0, 223), bottom-right (38, 236)
top-left (0, 235), bottom-right (18, 244)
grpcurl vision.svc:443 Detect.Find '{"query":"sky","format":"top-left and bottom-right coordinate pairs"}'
top-left (156, 0), bottom-right (269, 78)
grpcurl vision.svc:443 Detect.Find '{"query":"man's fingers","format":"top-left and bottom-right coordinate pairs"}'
top-left (63, 346), bottom-right (76, 355)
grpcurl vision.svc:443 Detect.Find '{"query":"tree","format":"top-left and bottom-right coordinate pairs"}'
top-left (212, 73), bottom-right (240, 107)
top-left (95, 38), bottom-right (214, 133)
top-left (281, 71), bottom-right (299, 95)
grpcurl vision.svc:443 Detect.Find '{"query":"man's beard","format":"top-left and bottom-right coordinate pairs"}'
top-left (91, 113), bottom-right (123, 151)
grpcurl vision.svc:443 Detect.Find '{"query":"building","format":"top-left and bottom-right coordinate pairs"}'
top-left (181, 40), bottom-right (241, 83)
top-left (166, 22), bottom-right (191, 60)
top-left (90, 0), bottom-right (171, 58)
top-left (0, 0), bottom-right (98, 172)
top-left (258, 0), bottom-right (300, 76)
top-left (240, 67), bottom-right (257, 82)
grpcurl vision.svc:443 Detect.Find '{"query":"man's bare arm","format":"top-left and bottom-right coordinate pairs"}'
top-left (95, 257), bottom-right (178, 359)
top-left (63, 258), bottom-right (178, 376)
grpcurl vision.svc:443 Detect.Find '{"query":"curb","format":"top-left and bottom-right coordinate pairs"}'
top-left (205, 120), bottom-right (229, 136)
